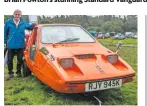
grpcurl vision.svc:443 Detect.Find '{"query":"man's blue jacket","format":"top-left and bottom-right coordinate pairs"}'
top-left (4, 17), bottom-right (34, 49)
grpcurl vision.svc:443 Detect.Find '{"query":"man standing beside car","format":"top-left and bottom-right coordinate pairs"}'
top-left (4, 9), bottom-right (37, 79)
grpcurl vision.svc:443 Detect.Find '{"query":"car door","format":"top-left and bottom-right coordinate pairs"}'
top-left (27, 27), bottom-right (48, 73)
top-left (25, 28), bottom-right (38, 72)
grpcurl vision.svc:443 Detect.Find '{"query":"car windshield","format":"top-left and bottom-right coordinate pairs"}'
top-left (41, 26), bottom-right (95, 43)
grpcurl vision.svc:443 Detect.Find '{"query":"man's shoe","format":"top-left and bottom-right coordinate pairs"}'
top-left (9, 74), bottom-right (14, 78)
top-left (6, 74), bottom-right (14, 80)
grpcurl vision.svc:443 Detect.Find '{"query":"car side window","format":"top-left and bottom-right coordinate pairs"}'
top-left (29, 29), bottom-right (37, 61)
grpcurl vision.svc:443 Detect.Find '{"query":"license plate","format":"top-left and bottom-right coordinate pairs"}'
top-left (85, 79), bottom-right (122, 92)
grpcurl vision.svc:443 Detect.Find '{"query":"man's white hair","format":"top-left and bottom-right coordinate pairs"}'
top-left (13, 9), bottom-right (22, 14)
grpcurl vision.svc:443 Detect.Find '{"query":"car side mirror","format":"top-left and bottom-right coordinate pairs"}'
top-left (40, 47), bottom-right (49, 55)
top-left (116, 41), bottom-right (122, 54)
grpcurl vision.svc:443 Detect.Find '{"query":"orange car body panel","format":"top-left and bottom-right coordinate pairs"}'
top-left (24, 24), bottom-right (135, 93)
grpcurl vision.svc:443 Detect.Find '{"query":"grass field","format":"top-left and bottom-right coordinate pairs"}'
top-left (4, 38), bottom-right (137, 105)
top-left (98, 38), bottom-right (137, 46)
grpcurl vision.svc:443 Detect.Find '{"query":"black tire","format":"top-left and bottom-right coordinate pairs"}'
top-left (23, 60), bottom-right (31, 77)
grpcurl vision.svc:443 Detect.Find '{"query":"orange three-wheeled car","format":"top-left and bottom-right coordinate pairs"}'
top-left (23, 24), bottom-right (135, 93)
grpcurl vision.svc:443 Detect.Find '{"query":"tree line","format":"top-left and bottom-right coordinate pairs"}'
top-left (4, 15), bottom-right (137, 33)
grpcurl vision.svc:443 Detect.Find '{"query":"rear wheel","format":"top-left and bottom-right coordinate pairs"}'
top-left (23, 60), bottom-right (31, 77)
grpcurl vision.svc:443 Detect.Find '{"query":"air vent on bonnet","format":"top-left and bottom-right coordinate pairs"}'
top-left (75, 54), bottom-right (95, 59)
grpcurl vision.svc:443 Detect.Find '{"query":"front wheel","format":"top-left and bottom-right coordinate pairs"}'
top-left (23, 60), bottom-right (31, 77)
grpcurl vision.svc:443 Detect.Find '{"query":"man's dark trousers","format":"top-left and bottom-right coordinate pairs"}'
top-left (7, 49), bottom-right (24, 75)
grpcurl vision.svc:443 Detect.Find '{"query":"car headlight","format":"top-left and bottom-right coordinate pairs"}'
top-left (107, 55), bottom-right (118, 64)
top-left (60, 58), bottom-right (74, 68)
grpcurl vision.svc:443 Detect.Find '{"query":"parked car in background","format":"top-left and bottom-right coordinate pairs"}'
top-left (104, 33), bottom-right (110, 38)
top-left (96, 32), bottom-right (105, 39)
top-left (112, 33), bottom-right (125, 40)
top-left (133, 35), bottom-right (137, 39)
top-left (125, 32), bottom-right (134, 38)
top-left (25, 30), bottom-right (32, 47)
top-left (88, 30), bottom-right (97, 37)
top-left (109, 32), bottom-right (117, 37)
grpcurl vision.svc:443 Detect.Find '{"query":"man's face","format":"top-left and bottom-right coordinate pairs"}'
top-left (13, 12), bottom-right (22, 21)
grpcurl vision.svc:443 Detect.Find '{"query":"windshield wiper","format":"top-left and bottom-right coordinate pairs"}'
top-left (53, 37), bottom-right (80, 44)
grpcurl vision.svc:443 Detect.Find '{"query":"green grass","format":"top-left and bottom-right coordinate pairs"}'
top-left (4, 38), bottom-right (137, 105)
top-left (98, 38), bottom-right (137, 46)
